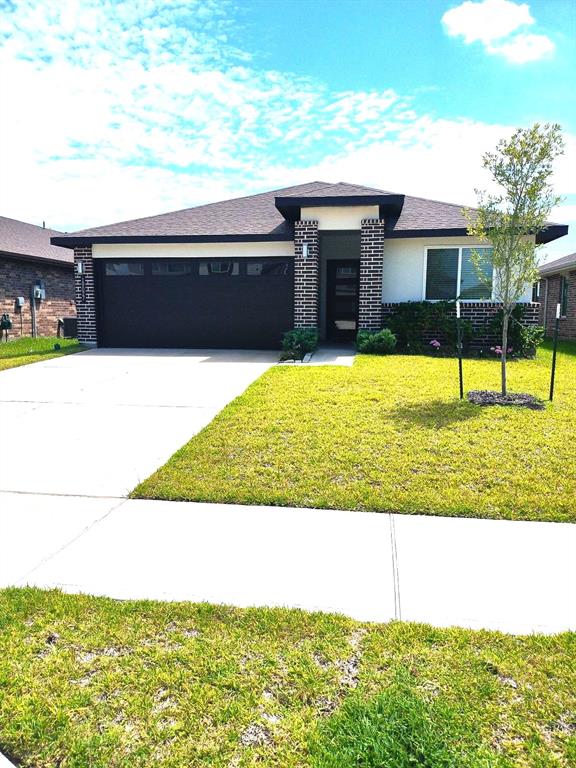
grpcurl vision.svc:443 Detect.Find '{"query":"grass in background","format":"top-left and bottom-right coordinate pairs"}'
top-left (133, 341), bottom-right (576, 523)
top-left (0, 336), bottom-right (84, 371)
top-left (0, 588), bottom-right (575, 767)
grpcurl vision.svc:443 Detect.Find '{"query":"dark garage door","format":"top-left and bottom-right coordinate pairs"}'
top-left (95, 257), bottom-right (294, 349)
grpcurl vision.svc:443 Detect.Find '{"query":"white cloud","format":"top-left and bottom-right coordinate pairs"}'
top-left (0, 0), bottom-right (571, 259)
top-left (489, 32), bottom-right (555, 63)
top-left (442, 0), bottom-right (533, 44)
top-left (442, 0), bottom-right (555, 63)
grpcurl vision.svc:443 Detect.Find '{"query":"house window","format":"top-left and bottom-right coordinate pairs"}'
top-left (151, 261), bottom-right (193, 276)
top-left (246, 261), bottom-right (289, 276)
top-left (425, 247), bottom-right (493, 300)
top-left (105, 262), bottom-right (144, 276)
top-left (560, 276), bottom-right (569, 317)
top-left (199, 261), bottom-right (239, 275)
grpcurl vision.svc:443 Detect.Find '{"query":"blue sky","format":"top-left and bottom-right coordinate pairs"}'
top-left (0, 0), bottom-right (574, 260)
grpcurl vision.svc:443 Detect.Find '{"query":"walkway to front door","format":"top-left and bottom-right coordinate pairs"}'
top-left (326, 260), bottom-right (359, 341)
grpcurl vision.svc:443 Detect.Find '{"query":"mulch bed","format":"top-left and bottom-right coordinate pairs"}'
top-left (467, 390), bottom-right (545, 410)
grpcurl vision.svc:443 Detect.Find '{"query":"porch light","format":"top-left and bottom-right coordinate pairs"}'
top-left (302, 243), bottom-right (309, 260)
top-left (76, 262), bottom-right (85, 275)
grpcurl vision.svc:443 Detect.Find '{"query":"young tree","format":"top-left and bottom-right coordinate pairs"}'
top-left (465, 123), bottom-right (564, 395)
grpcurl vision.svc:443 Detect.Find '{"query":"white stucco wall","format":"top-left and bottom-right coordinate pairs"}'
top-left (92, 241), bottom-right (294, 259)
top-left (303, 206), bottom-right (379, 230)
top-left (382, 237), bottom-right (533, 303)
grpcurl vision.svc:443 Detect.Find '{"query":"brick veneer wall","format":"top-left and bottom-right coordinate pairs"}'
top-left (381, 301), bottom-right (540, 349)
top-left (0, 255), bottom-right (75, 338)
top-left (359, 219), bottom-right (385, 331)
top-left (294, 220), bottom-right (319, 328)
top-left (74, 246), bottom-right (97, 344)
top-left (541, 272), bottom-right (576, 341)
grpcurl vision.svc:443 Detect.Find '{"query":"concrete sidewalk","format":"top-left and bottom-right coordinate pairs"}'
top-left (1, 490), bottom-right (574, 635)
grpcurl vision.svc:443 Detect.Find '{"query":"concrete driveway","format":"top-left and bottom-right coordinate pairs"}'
top-left (0, 348), bottom-right (277, 497)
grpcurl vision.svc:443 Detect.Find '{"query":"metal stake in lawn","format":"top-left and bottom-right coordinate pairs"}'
top-left (549, 302), bottom-right (561, 401)
top-left (456, 300), bottom-right (464, 399)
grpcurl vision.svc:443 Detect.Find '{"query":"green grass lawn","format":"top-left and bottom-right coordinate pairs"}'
top-left (0, 336), bottom-right (84, 371)
top-left (0, 588), bottom-right (574, 767)
top-left (133, 341), bottom-right (576, 523)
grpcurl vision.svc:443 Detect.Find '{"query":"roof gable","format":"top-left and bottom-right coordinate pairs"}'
top-left (0, 216), bottom-right (72, 265)
top-left (50, 182), bottom-right (569, 247)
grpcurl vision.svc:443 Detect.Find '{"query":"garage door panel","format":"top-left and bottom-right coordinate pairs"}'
top-left (96, 258), bottom-right (293, 348)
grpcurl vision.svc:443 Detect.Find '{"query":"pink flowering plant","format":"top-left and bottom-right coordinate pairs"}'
top-left (490, 346), bottom-right (513, 356)
top-left (429, 339), bottom-right (441, 352)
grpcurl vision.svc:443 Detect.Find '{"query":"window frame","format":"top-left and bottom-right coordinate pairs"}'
top-left (422, 245), bottom-right (495, 302)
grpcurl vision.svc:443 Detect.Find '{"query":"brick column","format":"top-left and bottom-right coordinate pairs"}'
top-left (294, 220), bottom-right (319, 328)
top-left (74, 245), bottom-right (97, 345)
top-left (359, 219), bottom-right (385, 331)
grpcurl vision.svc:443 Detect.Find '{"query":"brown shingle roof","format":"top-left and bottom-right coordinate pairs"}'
top-left (540, 252), bottom-right (576, 275)
top-left (50, 181), bottom-right (568, 246)
top-left (0, 216), bottom-right (72, 265)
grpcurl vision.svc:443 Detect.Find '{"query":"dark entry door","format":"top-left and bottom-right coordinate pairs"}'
top-left (326, 260), bottom-right (359, 341)
top-left (95, 257), bottom-right (293, 349)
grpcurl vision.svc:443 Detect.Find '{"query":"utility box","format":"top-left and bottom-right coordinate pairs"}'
top-left (33, 286), bottom-right (46, 300)
top-left (16, 296), bottom-right (25, 308)
top-left (62, 317), bottom-right (77, 338)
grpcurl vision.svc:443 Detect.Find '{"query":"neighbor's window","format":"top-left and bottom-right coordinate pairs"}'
top-left (105, 262), bottom-right (144, 276)
top-left (425, 247), bottom-right (493, 300)
top-left (560, 276), bottom-right (569, 316)
top-left (246, 261), bottom-right (289, 277)
top-left (151, 261), bottom-right (193, 276)
top-left (199, 261), bottom-right (239, 275)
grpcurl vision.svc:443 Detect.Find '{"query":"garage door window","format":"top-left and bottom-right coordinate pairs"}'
top-left (246, 261), bottom-right (289, 276)
top-left (105, 262), bottom-right (144, 276)
top-left (199, 261), bottom-right (239, 276)
top-left (151, 262), bottom-right (193, 276)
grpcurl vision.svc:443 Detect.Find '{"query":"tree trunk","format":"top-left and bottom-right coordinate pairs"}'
top-left (501, 311), bottom-right (509, 396)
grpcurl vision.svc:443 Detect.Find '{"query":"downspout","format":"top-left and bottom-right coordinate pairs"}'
top-left (30, 286), bottom-right (37, 338)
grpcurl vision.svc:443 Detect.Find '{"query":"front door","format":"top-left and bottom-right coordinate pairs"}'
top-left (326, 260), bottom-right (359, 341)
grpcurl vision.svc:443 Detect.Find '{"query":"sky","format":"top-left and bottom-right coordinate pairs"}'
top-left (0, 0), bottom-right (575, 262)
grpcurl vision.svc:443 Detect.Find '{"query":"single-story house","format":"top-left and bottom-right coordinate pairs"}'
top-left (538, 253), bottom-right (575, 340)
top-left (0, 216), bottom-right (76, 338)
top-left (51, 182), bottom-right (568, 349)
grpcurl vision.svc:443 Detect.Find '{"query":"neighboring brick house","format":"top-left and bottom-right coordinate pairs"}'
top-left (50, 182), bottom-right (568, 349)
top-left (0, 216), bottom-right (76, 338)
top-left (539, 253), bottom-right (576, 341)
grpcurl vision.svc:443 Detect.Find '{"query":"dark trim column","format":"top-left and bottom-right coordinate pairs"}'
top-left (294, 220), bottom-right (320, 328)
top-left (359, 219), bottom-right (385, 330)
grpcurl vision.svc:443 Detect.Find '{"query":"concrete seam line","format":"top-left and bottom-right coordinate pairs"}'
top-left (16, 498), bottom-right (129, 584)
top-left (389, 513), bottom-right (402, 621)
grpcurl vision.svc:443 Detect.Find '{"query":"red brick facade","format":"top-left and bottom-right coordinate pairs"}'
top-left (74, 246), bottom-right (97, 345)
top-left (294, 220), bottom-right (320, 328)
top-left (359, 219), bottom-right (385, 331)
top-left (540, 272), bottom-right (576, 341)
top-left (0, 255), bottom-right (75, 338)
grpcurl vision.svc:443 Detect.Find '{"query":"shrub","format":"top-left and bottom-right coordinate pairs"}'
top-left (356, 328), bottom-right (397, 354)
top-left (386, 301), bottom-right (473, 355)
top-left (488, 306), bottom-right (544, 358)
top-left (281, 328), bottom-right (319, 359)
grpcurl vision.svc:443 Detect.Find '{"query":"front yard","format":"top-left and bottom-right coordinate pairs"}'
top-left (134, 341), bottom-right (576, 523)
top-left (0, 588), bottom-right (575, 767)
top-left (0, 336), bottom-right (83, 371)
